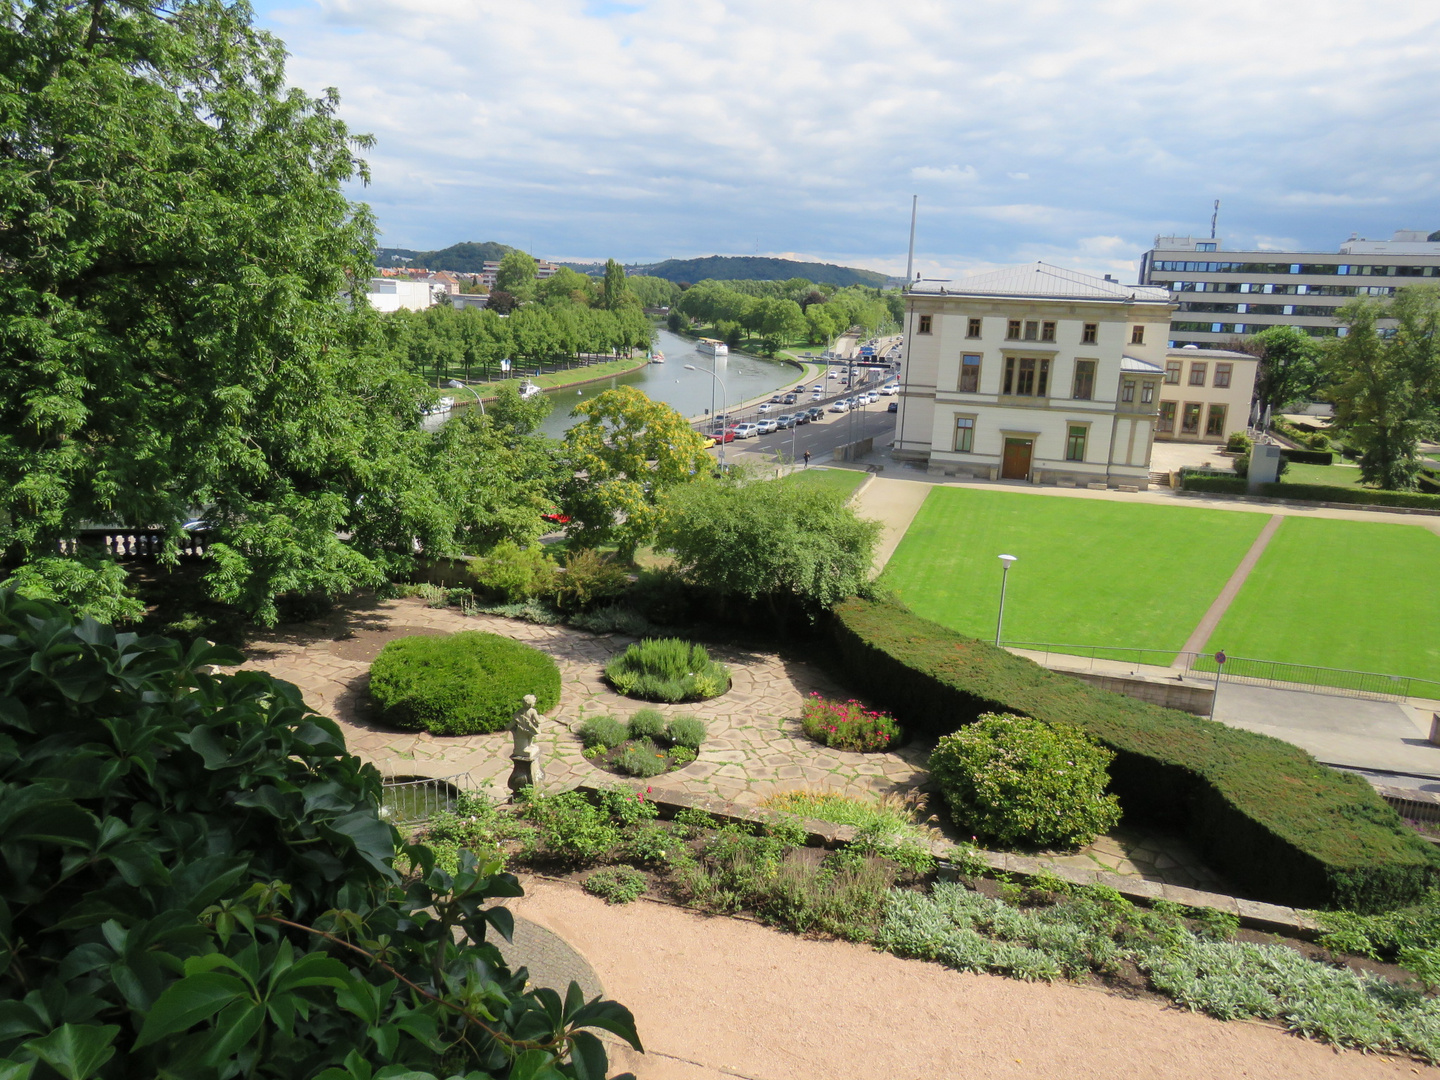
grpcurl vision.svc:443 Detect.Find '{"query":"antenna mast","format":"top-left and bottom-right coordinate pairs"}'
top-left (904, 195), bottom-right (918, 288)
top-left (1210, 199), bottom-right (1220, 240)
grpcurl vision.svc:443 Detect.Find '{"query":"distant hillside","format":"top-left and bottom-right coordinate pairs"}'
top-left (641, 255), bottom-right (888, 288)
top-left (375, 241), bottom-right (517, 272)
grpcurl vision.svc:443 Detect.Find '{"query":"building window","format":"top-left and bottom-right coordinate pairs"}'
top-left (1082, 323), bottom-right (1098, 344)
top-left (1164, 360), bottom-right (1182, 384)
top-left (1002, 356), bottom-right (1050, 396)
top-left (1065, 425), bottom-right (1087, 461)
top-left (1205, 404), bottom-right (1227, 437)
top-left (1141, 381), bottom-right (1155, 404)
top-left (1188, 363), bottom-right (1208, 386)
top-left (1072, 359), bottom-right (1096, 400)
top-left (1157, 402), bottom-right (1176, 433)
top-left (1214, 362), bottom-right (1232, 388)
top-left (1181, 403), bottom-right (1202, 434)
top-left (967, 317), bottom-right (982, 338)
top-left (954, 416), bottom-right (975, 453)
top-left (1041, 321), bottom-right (1056, 342)
top-left (1024, 320), bottom-right (1039, 341)
top-left (918, 315), bottom-right (932, 334)
top-left (959, 354), bottom-right (981, 393)
top-left (1006, 320), bottom-right (1021, 340)
top-left (1130, 325), bottom-right (1145, 345)
top-left (1121, 379), bottom-right (1136, 403)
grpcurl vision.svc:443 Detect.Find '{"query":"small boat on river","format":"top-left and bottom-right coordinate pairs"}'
top-left (518, 379), bottom-right (542, 401)
top-left (650, 350), bottom-right (665, 364)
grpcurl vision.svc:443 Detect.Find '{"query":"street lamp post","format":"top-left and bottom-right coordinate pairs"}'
top-left (445, 379), bottom-right (485, 415)
top-left (684, 364), bottom-right (728, 468)
top-left (995, 554), bottom-right (1017, 647)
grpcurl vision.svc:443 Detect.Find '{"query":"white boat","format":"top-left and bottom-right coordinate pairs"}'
top-left (650, 350), bottom-right (665, 364)
top-left (696, 338), bottom-right (728, 356)
top-left (518, 379), bottom-right (542, 401)
top-left (420, 395), bottom-right (455, 416)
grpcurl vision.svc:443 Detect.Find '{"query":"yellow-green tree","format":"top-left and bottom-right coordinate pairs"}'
top-left (560, 387), bottom-right (710, 558)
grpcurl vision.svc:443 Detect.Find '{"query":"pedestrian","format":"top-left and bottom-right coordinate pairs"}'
top-left (803, 449), bottom-right (811, 468)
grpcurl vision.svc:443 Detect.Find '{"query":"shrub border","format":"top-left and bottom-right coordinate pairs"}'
top-left (1181, 474), bottom-right (1440, 515)
top-left (826, 598), bottom-right (1439, 911)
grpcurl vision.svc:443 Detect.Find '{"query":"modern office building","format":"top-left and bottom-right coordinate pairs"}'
top-left (1138, 230), bottom-right (1440, 349)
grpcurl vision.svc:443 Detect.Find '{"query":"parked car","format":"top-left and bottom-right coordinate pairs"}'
top-left (711, 428), bottom-right (737, 443)
top-left (733, 423), bottom-right (760, 439)
top-left (777, 414), bottom-right (797, 429)
top-left (700, 436), bottom-right (717, 448)
top-left (807, 406), bottom-right (824, 421)
top-left (828, 400), bottom-right (849, 413)
top-left (793, 411), bottom-right (810, 425)
top-left (862, 391), bottom-right (879, 404)
top-left (880, 383), bottom-right (898, 395)
top-left (540, 510), bottom-right (571, 525)
top-left (757, 418), bottom-right (778, 435)
top-left (887, 401), bottom-right (898, 413)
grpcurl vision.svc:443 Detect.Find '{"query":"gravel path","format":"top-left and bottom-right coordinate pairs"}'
top-left (508, 876), bottom-right (1430, 1080)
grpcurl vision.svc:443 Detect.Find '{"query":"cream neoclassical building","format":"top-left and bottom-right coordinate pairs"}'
top-left (893, 264), bottom-right (1175, 489)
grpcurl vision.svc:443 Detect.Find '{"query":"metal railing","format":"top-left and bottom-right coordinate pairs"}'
top-left (380, 771), bottom-right (475, 827)
top-left (1001, 640), bottom-right (1429, 703)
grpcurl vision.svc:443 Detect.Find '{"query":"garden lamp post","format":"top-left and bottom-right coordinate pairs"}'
top-left (445, 379), bottom-right (484, 415)
top-left (684, 364), bottom-right (728, 468)
top-left (995, 553), bottom-right (1017, 647)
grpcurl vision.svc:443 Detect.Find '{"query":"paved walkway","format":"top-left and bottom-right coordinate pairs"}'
top-left (1177, 513), bottom-right (1282, 656)
top-left (242, 595), bottom-right (1225, 891)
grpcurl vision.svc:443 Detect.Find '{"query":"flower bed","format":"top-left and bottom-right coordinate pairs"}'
top-left (578, 708), bottom-right (707, 778)
top-left (800, 693), bottom-right (902, 752)
top-left (603, 638), bottom-right (731, 703)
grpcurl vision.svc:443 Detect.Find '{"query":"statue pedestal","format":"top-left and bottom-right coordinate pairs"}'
top-left (508, 751), bottom-right (543, 797)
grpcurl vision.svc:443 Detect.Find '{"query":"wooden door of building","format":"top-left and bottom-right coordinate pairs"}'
top-left (1001, 438), bottom-right (1033, 480)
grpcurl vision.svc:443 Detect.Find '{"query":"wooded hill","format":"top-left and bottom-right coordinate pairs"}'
top-left (641, 255), bottom-right (889, 288)
top-left (375, 240), bottom-right (517, 271)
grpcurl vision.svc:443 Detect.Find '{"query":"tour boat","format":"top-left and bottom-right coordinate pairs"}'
top-left (696, 338), bottom-right (728, 356)
top-left (518, 379), bottom-right (542, 401)
top-left (650, 350), bottom-right (665, 364)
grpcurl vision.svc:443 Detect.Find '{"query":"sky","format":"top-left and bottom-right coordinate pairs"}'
top-left (251, 0), bottom-right (1440, 282)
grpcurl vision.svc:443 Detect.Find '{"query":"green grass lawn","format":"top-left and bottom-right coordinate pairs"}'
top-left (778, 467), bottom-right (867, 498)
top-left (1279, 461), bottom-right (1368, 488)
top-left (880, 488), bottom-right (1267, 659)
top-left (1203, 517), bottom-right (1440, 695)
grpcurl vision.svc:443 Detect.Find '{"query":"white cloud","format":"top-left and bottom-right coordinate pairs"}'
top-left (255, 0), bottom-right (1440, 271)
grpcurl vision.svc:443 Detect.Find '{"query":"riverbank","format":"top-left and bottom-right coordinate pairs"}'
top-left (448, 354), bottom-right (649, 401)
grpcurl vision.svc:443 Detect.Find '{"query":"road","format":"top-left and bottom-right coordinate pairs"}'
top-left (719, 403), bottom-right (896, 466)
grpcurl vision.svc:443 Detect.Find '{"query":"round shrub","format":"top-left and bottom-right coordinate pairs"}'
top-left (368, 631), bottom-right (560, 736)
top-left (927, 713), bottom-right (1121, 850)
top-left (578, 713), bottom-right (627, 750)
top-left (627, 707), bottom-right (667, 740)
top-left (603, 638), bottom-right (730, 703)
top-left (666, 714), bottom-right (708, 751)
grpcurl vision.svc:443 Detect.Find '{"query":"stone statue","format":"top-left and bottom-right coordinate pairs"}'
top-left (507, 694), bottom-right (545, 796)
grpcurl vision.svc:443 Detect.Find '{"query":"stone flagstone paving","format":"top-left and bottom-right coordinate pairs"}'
top-left (241, 594), bottom-right (1227, 893)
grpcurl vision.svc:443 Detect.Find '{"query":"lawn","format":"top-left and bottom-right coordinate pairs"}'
top-left (778, 467), bottom-right (867, 498)
top-left (1203, 517), bottom-right (1440, 695)
top-left (880, 488), bottom-right (1267, 659)
top-left (1279, 461), bottom-right (1368, 488)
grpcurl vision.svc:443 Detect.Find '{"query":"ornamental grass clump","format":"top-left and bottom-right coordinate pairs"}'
top-left (928, 712), bottom-right (1121, 850)
top-left (603, 637), bottom-right (730, 702)
top-left (368, 631), bottom-right (560, 736)
top-left (799, 693), bottom-right (902, 752)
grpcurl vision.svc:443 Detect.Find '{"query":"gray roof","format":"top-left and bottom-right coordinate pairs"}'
top-left (911, 263), bottom-right (1171, 304)
top-left (1166, 346), bottom-right (1253, 359)
top-left (1120, 355), bottom-right (1164, 373)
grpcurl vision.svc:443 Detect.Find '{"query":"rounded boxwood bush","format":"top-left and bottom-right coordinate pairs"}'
top-left (928, 712), bottom-right (1121, 850)
top-left (603, 638), bottom-right (730, 703)
top-left (369, 631), bottom-right (561, 735)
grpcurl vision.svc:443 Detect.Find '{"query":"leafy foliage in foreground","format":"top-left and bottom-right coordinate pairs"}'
top-left (368, 631), bottom-right (561, 735)
top-left (0, 590), bottom-right (639, 1079)
top-left (831, 597), bottom-right (1439, 910)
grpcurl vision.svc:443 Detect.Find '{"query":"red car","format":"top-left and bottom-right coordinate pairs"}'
top-left (711, 428), bottom-right (737, 444)
top-left (541, 511), bottom-right (571, 525)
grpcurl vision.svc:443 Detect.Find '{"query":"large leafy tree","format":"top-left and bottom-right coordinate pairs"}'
top-left (559, 387), bottom-right (710, 558)
top-left (1326, 289), bottom-right (1440, 490)
top-left (494, 252), bottom-right (538, 301)
top-left (1236, 324), bottom-right (1325, 415)
top-left (658, 473), bottom-right (881, 618)
top-left (0, 589), bottom-right (641, 1078)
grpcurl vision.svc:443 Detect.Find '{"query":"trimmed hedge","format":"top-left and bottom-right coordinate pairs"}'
top-left (830, 598), bottom-right (1439, 911)
top-left (1281, 448), bottom-right (1334, 466)
top-left (369, 631), bottom-right (561, 735)
top-left (1181, 474), bottom-right (1440, 511)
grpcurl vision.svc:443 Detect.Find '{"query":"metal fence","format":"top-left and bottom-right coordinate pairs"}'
top-left (1002, 640), bottom-right (1429, 704)
top-left (380, 771), bottom-right (475, 827)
